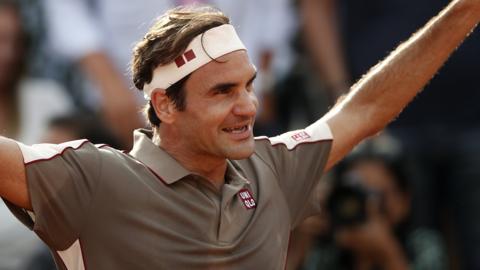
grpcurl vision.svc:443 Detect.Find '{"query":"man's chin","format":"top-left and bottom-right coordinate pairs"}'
top-left (224, 140), bottom-right (255, 160)
top-left (228, 151), bottom-right (254, 160)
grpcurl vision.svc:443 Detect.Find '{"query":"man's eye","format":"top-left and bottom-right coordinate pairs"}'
top-left (215, 87), bottom-right (232, 94)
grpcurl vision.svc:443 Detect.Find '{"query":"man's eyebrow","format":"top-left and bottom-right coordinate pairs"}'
top-left (211, 82), bottom-right (237, 91)
top-left (247, 72), bottom-right (257, 85)
top-left (210, 72), bottom-right (258, 91)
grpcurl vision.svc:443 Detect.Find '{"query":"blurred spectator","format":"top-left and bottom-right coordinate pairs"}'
top-left (0, 0), bottom-right (71, 144)
top-left (298, 0), bottom-right (480, 268)
top-left (0, 204), bottom-right (55, 270)
top-left (297, 0), bottom-right (350, 100)
top-left (300, 137), bottom-right (447, 270)
top-left (0, 0), bottom-right (70, 269)
top-left (41, 0), bottom-right (169, 148)
top-left (42, 110), bottom-right (123, 148)
top-left (275, 0), bottom-right (339, 132)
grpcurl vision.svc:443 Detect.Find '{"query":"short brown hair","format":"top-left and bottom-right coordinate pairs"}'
top-left (131, 5), bottom-right (229, 127)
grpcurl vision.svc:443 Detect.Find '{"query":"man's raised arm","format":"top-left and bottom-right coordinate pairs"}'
top-left (0, 137), bottom-right (30, 210)
top-left (322, 0), bottom-right (480, 170)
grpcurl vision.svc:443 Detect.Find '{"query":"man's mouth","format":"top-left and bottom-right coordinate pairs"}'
top-left (222, 125), bottom-right (249, 134)
top-left (222, 123), bottom-right (253, 140)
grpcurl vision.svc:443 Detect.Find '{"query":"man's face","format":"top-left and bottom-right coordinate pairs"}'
top-left (169, 50), bottom-right (258, 160)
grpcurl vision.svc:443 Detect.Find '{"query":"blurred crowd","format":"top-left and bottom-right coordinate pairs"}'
top-left (1, 0), bottom-right (479, 269)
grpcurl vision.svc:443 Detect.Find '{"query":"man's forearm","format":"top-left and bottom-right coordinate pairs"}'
top-left (323, 0), bottom-right (480, 169)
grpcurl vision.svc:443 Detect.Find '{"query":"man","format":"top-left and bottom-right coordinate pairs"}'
top-left (0, 2), bottom-right (479, 269)
top-left (41, 0), bottom-right (169, 149)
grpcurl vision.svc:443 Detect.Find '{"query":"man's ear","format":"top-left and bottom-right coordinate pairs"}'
top-left (151, 89), bottom-right (176, 124)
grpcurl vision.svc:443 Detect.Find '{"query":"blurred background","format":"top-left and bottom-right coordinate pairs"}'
top-left (1, 0), bottom-right (479, 269)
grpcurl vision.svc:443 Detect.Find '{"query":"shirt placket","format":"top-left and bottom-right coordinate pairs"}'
top-left (217, 174), bottom-right (253, 244)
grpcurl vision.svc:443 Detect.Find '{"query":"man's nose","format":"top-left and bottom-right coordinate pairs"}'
top-left (233, 89), bottom-right (258, 117)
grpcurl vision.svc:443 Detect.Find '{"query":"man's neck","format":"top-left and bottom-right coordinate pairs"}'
top-left (153, 128), bottom-right (227, 190)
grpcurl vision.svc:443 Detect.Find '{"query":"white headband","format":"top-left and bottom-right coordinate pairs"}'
top-left (142, 24), bottom-right (246, 99)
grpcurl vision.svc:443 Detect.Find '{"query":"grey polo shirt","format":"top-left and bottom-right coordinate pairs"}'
top-left (5, 120), bottom-right (332, 270)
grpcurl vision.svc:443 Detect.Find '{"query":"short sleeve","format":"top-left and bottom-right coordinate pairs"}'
top-left (7, 140), bottom-right (102, 250)
top-left (254, 120), bottom-right (333, 227)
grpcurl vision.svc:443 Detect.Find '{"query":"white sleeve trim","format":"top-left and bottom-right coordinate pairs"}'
top-left (16, 140), bottom-right (89, 164)
top-left (256, 120), bottom-right (333, 150)
top-left (57, 239), bottom-right (86, 270)
top-left (27, 210), bottom-right (36, 223)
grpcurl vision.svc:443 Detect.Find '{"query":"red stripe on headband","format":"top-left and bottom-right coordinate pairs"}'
top-left (184, 49), bottom-right (196, 61)
top-left (175, 56), bottom-right (186, 67)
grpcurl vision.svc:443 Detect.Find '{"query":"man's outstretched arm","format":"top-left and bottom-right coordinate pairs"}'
top-left (0, 137), bottom-right (30, 210)
top-left (322, 0), bottom-right (480, 170)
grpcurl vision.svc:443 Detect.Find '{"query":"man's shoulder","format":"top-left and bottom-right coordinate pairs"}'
top-left (95, 145), bottom-right (146, 172)
top-left (253, 121), bottom-right (333, 153)
top-left (18, 140), bottom-right (141, 176)
top-left (18, 139), bottom-right (96, 166)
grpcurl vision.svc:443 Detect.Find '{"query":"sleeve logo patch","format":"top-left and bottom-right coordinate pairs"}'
top-left (238, 189), bottom-right (256, 209)
top-left (291, 131), bottom-right (311, 142)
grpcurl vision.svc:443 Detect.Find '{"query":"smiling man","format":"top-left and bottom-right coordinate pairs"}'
top-left (1, 2), bottom-right (480, 270)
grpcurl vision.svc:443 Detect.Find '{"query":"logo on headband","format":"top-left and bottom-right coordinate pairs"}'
top-left (142, 24), bottom-right (246, 98)
top-left (175, 49), bottom-right (197, 68)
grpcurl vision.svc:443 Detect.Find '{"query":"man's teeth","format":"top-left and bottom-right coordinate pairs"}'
top-left (224, 125), bottom-right (248, 133)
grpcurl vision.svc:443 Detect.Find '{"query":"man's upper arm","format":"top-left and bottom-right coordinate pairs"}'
top-left (0, 137), bottom-right (30, 210)
top-left (322, 102), bottom-right (373, 172)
